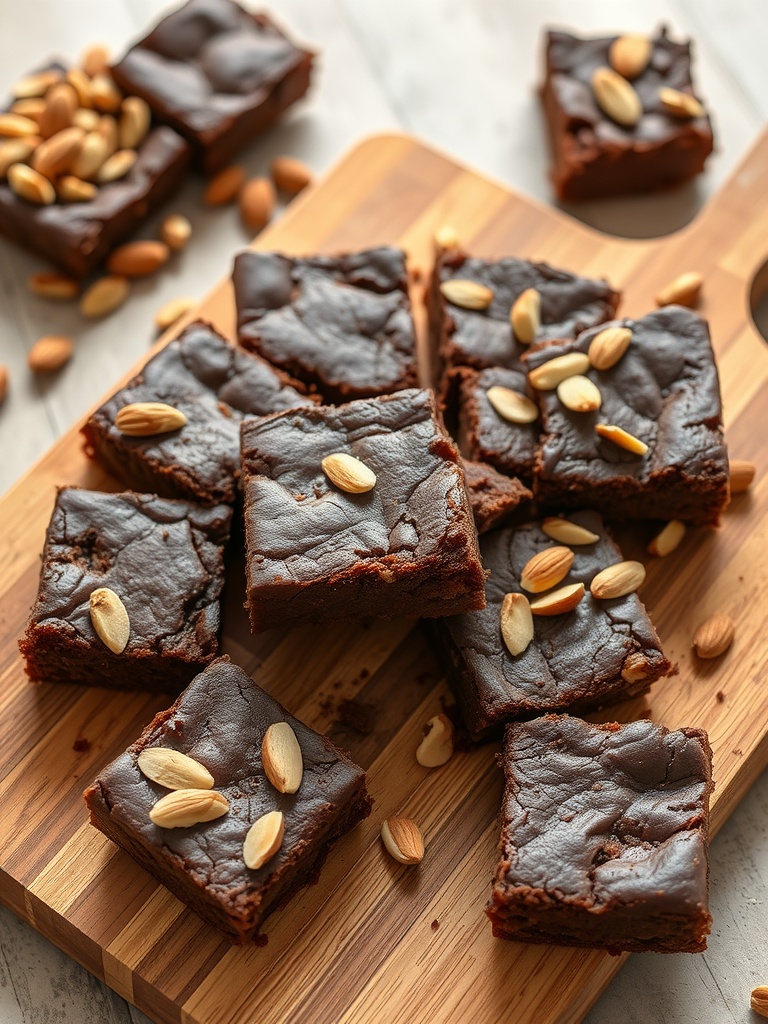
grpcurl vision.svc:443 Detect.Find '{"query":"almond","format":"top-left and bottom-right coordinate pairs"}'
top-left (440, 278), bottom-right (493, 310)
top-left (510, 287), bottom-right (540, 344)
top-left (590, 560), bottom-right (646, 599)
top-left (595, 423), bottom-right (648, 455)
top-left (149, 788), bottom-right (229, 829)
top-left (90, 73), bottom-right (123, 114)
top-left (262, 722), bottom-right (303, 794)
top-left (486, 385), bottom-right (538, 424)
top-left (381, 817), bottom-right (424, 865)
top-left (528, 352), bottom-right (590, 391)
top-left (500, 592), bottom-right (534, 657)
top-left (750, 987), bottom-right (768, 1018)
top-left (622, 652), bottom-right (651, 684)
top-left (31, 126), bottom-right (84, 179)
top-left (57, 176), bottom-right (97, 203)
top-left (119, 96), bottom-right (151, 150)
top-left (647, 520), bottom-right (686, 557)
top-left (7, 163), bottom-right (55, 205)
top-left (659, 87), bottom-right (705, 120)
top-left (322, 452), bottom-right (376, 493)
top-left (529, 582), bottom-right (584, 617)
top-left (89, 586), bottom-right (130, 653)
top-left (72, 108), bottom-right (100, 132)
top-left (27, 272), bottom-right (79, 300)
top-left (66, 68), bottom-right (93, 109)
top-left (271, 155), bottom-right (313, 195)
top-left (416, 713), bottom-right (454, 768)
top-left (0, 113), bottom-right (41, 138)
top-left (96, 148), bottom-right (136, 183)
top-left (239, 176), bottom-right (276, 232)
top-left (96, 115), bottom-right (118, 159)
top-left (0, 139), bottom-right (37, 178)
top-left (541, 517), bottom-right (599, 546)
top-left (609, 35), bottom-right (652, 80)
top-left (588, 326), bottom-right (632, 370)
top-left (161, 213), bottom-right (192, 252)
top-left (729, 459), bottom-right (756, 494)
top-left (520, 546), bottom-right (574, 593)
top-left (137, 748), bottom-right (214, 791)
top-left (655, 271), bottom-right (702, 308)
top-left (693, 613), bottom-right (735, 659)
top-left (27, 335), bottom-right (73, 372)
top-left (71, 132), bottom-right (109, 180)
top-left (243, 810), bottom-right (284, 870)
top-left (204, 164), bottom-right (246, 206)
top-left (12, 99), bottom-right (46, 121)
top-left (557, 374), bottom-right (602, 413)
top-left (155, 296), bottom-right (195, 331)
top-left (107, 240), bottom-right (170, 277)
top-left (434, 224), bottom-right (459, 250)
top-left (115, 402), bottom-right (187, 436)
top-left (39, 83), bottom-right (78, 138)
top-left (0, 365), bottom-right (8, 405)
top-left (79, 275), bottom-right (129, 318)
top-left (592, 66), bottom-right (642, 127)
top-left (12, 70), bottom-right (62, 100)
top-left (82, 44), bottom-right (111, 78)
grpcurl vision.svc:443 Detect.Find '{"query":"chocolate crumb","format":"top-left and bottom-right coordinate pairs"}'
top-left (254, 933), bottom-right (268, 947)
top-left (431, 919), bottom-right (440, 931)
top-left (359, 668), bottom-right (370, 680)
top-left (666, 663), bottom-right (680, 678)
top-left (716, 690), bottom-right (725, 703)
top-left (337, 698), bottom-right (375, 735)
top-left (73, 737), bottom-right (90, 752)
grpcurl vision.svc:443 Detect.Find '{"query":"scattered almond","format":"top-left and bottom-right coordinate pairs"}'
top-left (692, 613), bottom-right (735, 659)
top-left (729, 459), bottom-right (755, 494)
top-left (486, 384), bottom-right (538, 424)
top-left (592, 65), bottom-right (642, 127)
top-left (750, 986), bottom-right (768, 1018)
top-left (12, 70), bottom-right (62, 100)
top-left (149, 788), bottom-right (229, 829)
top-left (96, 148), bottom-right (136, 183)
top-left (57, 175), bottom-right (97, 203)
top-left (262, 722), bottom-right (304, 794)
top-left (434, 224), bottom-right (459, 250)
top-left (529, 582), bottom-right (585, 617)
top-left (204, 164), bottom-right (246, 206)
top-left (520, 546), bottom-right (574, 594)
top-left (39, 82), bottom-right (78, 138)
top-left (557, 374), bottom-right (602, 413)
top-left (528, 352), bottom-right (590, 391)
top-left (0, 113), bottom-right (42, 138)
top-left (590, 560), bottom-right (646, 599)
top-left (71, 131), bottom-right (109, 180)
top-left (647, 520), bottom-right (686, 557)
top-left (541, 517), bottom-right (599, 546)
top-left (239, 176), bottom-right (275, 232)
top-left (500, 592), bottom-right (534, 657)
top-left (107, 240), bottom-right (170, 277)
top-left (79, 275), bottom-right (129, 318)
top-left (271, 155), bottom-right (313, 195)
top-left (27, 272), bottom-right (79, 300)
top-left (609, 34), bottom-right (652, 80)
top-left (595, 423), bottom-right (648, 455)
top-left (7, 163), bottom-right (56, 205)
top-left (89, 586), bottom-right (130, 653)
top-left (659, 87), bottom-right (705, 120)
top-left (155, 296), bottom-right (195, 331)
top-left (82, 44), bottom-right (110, 78)
top-left (322, 452), bottom-right (376, 494)
top-left (588, 326), bottom-right (632, 370)
top-left (119, 96), bottom-right (151, 150)
top-left (622, 652), bottom-right (651, 684)
top-left (90, 73), bottom-right (123, 114)
top-left (655, 271), bottom-right (702, 308)
top-left (115, 401), bottom-right (187, 436)
top-left (0, 139), bottom-right (37, 178)
top-left (440, 278), bottom-right (493, 310)
top-left (137, 748), bottom-right (214, 791)
top-left (0, 365), bottom-right (8, 406)
top-left (381, 817), bottom-right (424, 865)
top-left (510, 287), bottom-right (541, 344)
top-left (161, 213), bottom-right (192, 252)
top-left (27, 335), bottom-right (73, 372)
top-left (30, 126), bottom-right (84, 180)
top-left (243, 810), bottom-right (285, 870)
top-left (416, 713), bottom-right (454, 768)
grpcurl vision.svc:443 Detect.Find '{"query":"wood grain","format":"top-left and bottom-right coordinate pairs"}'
top-left (2, 130), bottom-right (768, 1024)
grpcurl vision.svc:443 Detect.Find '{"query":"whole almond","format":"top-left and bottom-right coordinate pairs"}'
top-left (262, 722), bottom-right (303, 794)
top-left (39, 82), bottom-right (78, 138)
top-left (90, 73), bottom-right (123, 114)
top-left (510, 287), bottom-right (541, 344)
top-left (541, 517), bottom-right (600, 546)
top-left (381, 817), bottom-right (424, 865)
top-left (58, 175), bottom-right (98, 203)
top-left (97, 148), bottom-right (136, 183)
top-left (622, 652), bottom-right (651, 684)
top-left (28, 335), bottom-right (73, 373)
top-left (655, 271), bottom-right (702, 308)
top-left (416, 713), bottom-right (454, 768)
top-left (71, 131), bottom-right (109, 180)
top-left (609, 35), bottom-right (652, 80)
top-left (31, 126), bottom-right (85, 179)
top-left (161, 213), bottom-right (192, 252)
top-left (28, 272), bottom-right (79, 300)
top-left (529, 582), bottom-right (585, 617)
top-left (107, 240), bottom-right (170, 277)
top-left (7, 163), bottom-right (56, 205)
top-left (66, 68), bottom-right (93, 109)
top-left (647, 520), bottom-right (686, 557)
top-left (97, 115), bottom-right (118, 159)
top-left (271, 155), bottom-right (313, 195)
top-left (137, 748), bottom-right (214, 791)
top-left (12, 99), bottom-right (46, 121)
top-left (82, 44), bottom-right (111, 78)
top-left (243, 810), bottom-right (284, 870)
top-left (89, 586), bottom-right (130, 653)
top-left (72, 108), bottom-right (100, 132)
top-left (750, 987), bottom-right (768, 1018)
top-left (0, 113), bottom-right (41, 138)
top-left (204, 164), bottom-right (246, 206)
top-left (434, 224), bottom-right (459, 250)
top-left (440, 278), bottom-right (493, 310)
top-left (119, 96), bottom-right (151, 149)
top-left (592, 66), bottom-right (642, 127)
top-left (322, 452), bottom-right (376, 494)
top-left (239, 176), bottom-right (276, 232)
top-left (0, 365), bottom-right (8, 405)
top-left (149, 788), bottom-right (229, 829)
top-left (528, 352), bottom-right (590, 391)
top-left (155, 296), bottom-right (195, 330)
top-left (80, 275), bottom-right (129, 318)
top-left (659, 87), bottom-right (705, 119)
top-left (0, 139), bottom-right (37, 178)
top-left (693, 613), bottom-right (735, 659)
top-left (595, 423), bottom-right (648, 455)
top-left (115, 401), bottom-right (187, 436)
top-left (486, 385), bottom-right (538, 424)
top-left (12, 70), bottom-right (62, 100)
top-left (557, 374), bottom-right (602, 413)
top-left (520, 546), bottom-right (574, 593)
top-left (588, 326), bottom-right (632, 370)
top-left (500, 592), bottom-right (534, 657)
top-left (590, 560), bottom-right (646, 599)
top-left (729, 459), bottom-right (756, 494)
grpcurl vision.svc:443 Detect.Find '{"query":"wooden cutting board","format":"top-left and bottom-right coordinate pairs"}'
top-left (2, 130), bottom-right (768, 1024)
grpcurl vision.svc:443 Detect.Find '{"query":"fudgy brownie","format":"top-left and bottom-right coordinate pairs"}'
top-left (84, 656), bottom-right (371, 943)
top-left (83, 321), bottom-right (317, 505)
top-left (19, 488), bottom-right (231, 691)
top-left (462, 460), bottom-right (532, 534)
top-left (527, 306), bottom-right (730, 524)
top-left (111, 0), bottom-right (314, 174)
top-left (240, 388), bottom-right (487, 631)
top-left (488, 715), bottom-right (713, 953)
top-left (541, 26), bottom-right (715, 200)
top-left (432, 510), bottom-right (669, 742)
top-left (233, 247), bottom-right (419, 403)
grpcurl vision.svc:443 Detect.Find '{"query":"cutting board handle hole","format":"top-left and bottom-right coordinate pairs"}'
top-left (749, 256), bottom-right (768, 346)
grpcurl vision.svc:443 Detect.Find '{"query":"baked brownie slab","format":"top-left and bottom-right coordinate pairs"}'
top-left (488, 715), bottom-right (713, 953)
top-left (111, 0), bottom-right (314, 174)
top-left (527, 306), bottom-right (729, 525)
top-left (240, 388), bottom-right (487, 631)
top-left (83, 320), bottom-right (317, 505)
top-left (84, 656), bottom-right (371, 943)
top-left (19, 488), bottom-right (231, 691)
top-left (542, 27), bottom-right (715, 200)
top-left (233, 247), bottom-right (418, 403)
top-left (462, 460), bottom-right (532, 535)
top-left (432, 510), bottom-right (669, 742)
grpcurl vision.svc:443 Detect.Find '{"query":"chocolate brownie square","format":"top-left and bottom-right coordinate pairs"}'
top-left (84, 656), bottom-right (371, 943)
top-left (462, 460), bottom-right (532, 535)
top-left (488, 714), bottom-right (713, 953)
top-left (19, 488), bottom-right (231, 691)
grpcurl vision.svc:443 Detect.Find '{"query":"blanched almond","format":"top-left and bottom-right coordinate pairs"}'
top-left (79, 275), bottom-right (129, 318)
top-left (528, 352), bottom-right (590, 391)
top-left (520, 546), bottom-right (574, 593)
top-left (541, 517), bottom-right (599, 546)
top-left (655, 271), bottom-right (702, 308)
top-left (588, 326), bottom-right (632, 370)
top-left (609, 35), bottom-right (652, 80)
top-left (7, 163), bottom-right (55, 204)
top-left (161, 214), bottom-right (192, 252)
top-left (89, 587), bottom-right (130, 653)
top-left (322, 452), bottom-right (376, 493)
top-left (647, 520), bottom-right (686, 557)
top-left (529, 582), bottom-right (584, 617)
top-left (119, 96), bottom-right (151, 149)
top-left (434, 224), bottom-right (459, 250)
top-left (510, 287), bottom-right (540, 344)
top-left (137, 748), bottom-right (214, 790)
top-left (557, 374), bottom-right (602, 412)
top-left (729, 459), bottom-right (756, 494)
top-left (262, 722), bottom-right (303, 794)
top-left (486, 385), bottom-right (538, 424)
top-left (416, 714), bottom-right (454, 768)
top-left (592, 66), bottom-right (642, 127)
top-left (149, 788), bottom-right (229, 828)
top-left (659, 87), bottom-right (705, 119)
top-left (271, 155), bottom-right (312, 195)
top-left (115, 402), bottom-right (187, 436)
top-left (96, 148), bottom-right (136, 183)
top-left (107, 240), bottom-right (170, 277)
top-left (243, 810), bottom-right (284, 870)
top-left (204, 164), bottom-right (246, 205)
top-left (27, 335), bottom-right (73, 372)
top-left (28, 272), bottom-right (79, 300)
top-left (693, 613), bottom-right (735, 659)
top-left (57, 176), bottom-right (97, 203)
top-left (590, 560), bottom-right (646, 599)
top-left (381, 817), bottom-right (424, 865)
top-left (595, 423), bottom-right (648, 455)
top-left (440, 278), bottom-right (493, 310)
top-left (155, 296), bottom-right (195, 330)
top-left (500, 592), bottom-right (534, 657)
top-left (239, 176), bottom-right (275, 232)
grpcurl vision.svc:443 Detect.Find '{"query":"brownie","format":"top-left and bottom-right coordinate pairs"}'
top-left (528, 307), bottom-right (730, 525)
top-left (84, 656), bottom-right (371, 943)
top-left (82, 320), bottom-right (317, 505)
top-left (488, 715), bottom-right (713, 953)
top-left (240, 388), bottom-right (487, 631)
top-left (462, 460), bottom-right (532, 534)
top-left (19, 488), bottom-right (231, 691)
top-left (233, 247), bottom-right (419, 403)
top-left (541, 26), bottom-right (715, 200)
top-left (432, 510), bottom-right (669, 742)
top-left (111, 0), bottom-right (314, 174)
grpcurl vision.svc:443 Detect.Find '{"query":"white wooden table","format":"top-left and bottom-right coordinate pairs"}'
top-left (1, 2), bottom-right (766, 1022)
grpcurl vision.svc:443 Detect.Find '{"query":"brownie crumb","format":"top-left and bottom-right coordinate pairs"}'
top-left (337, 699), bottom-right (375, 735)
top-left (319, 696), bottom-right (335, 715)
top-left (431, 919), bottom-right (440, 931)
top-left (716, 690), bottom-right (725, 703)
top-left (254, 933), bottom-right (268, 947)
top-left (666, 663), bottom-right (680, 679)
top-left (73, 737), bottom-right (91, 752)
top-left (359, 668), bottom-right (370, 681)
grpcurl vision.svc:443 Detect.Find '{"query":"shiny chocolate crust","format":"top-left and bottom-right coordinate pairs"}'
top-left (233, 247), bottom-right (419, 403)
top-left (488, 715), bottom-right (713, 953)
top-left (84, 656), bottom-right (371, 943)
top-left (462, 460), bottom-right (532, 534)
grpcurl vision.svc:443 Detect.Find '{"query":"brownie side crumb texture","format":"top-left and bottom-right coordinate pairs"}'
top-left (488, 715), bottom-right (713, 953)
top-left (461, 459), bottom-right (532, 534)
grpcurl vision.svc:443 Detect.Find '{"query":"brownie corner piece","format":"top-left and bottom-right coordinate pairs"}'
top-left (462, 460), bottom-right (532, 534)
top-left (240, 388), bottom-right (487, 631)
top-left (488, 714), bottom-right (713, 953)
top-left (83, 656), bottom-right (371, 942)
